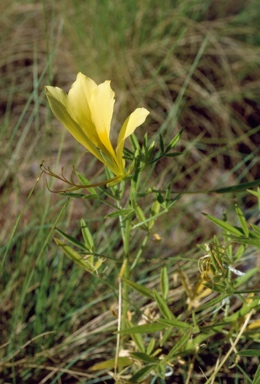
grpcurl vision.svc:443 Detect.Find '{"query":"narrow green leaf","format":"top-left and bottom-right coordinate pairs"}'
top-left (160, 326), bottom-right (174, 347)
top-left (165, 130), bottom-right (183, 152)
top-left (203, 213), bottom-right (243, 236)
top-left (234, 244), bottom-right (246, 261)
top-left (159, 133), bottom-right (164, 152)
top-left (224, 297), bottom-right (260, 323)
top-left (130, 132), bottom-right (140, 150)
top-left (130, 352), bottom-right (157, 363)
top-left (164, 152), bottom-right (182, 157)
top-left (90, 356), bottom-right (132, 371)
top-left (234, 268), bottom-right (258, 289)
top-left (251, 223), bottom-right (260, 236)
top-left (119, 323), bottom-right (167, 335)
top-left (158, 318), bottom-right (192, 330)
top-left (194, 294), bottom-right (227, 312)
top-left (127, 321), bottom-right (145, 352)
top-left (76, 171), bottom-right (97, 195)
top-left (135, 205), bottom-right (147, 223)
top-left (55, 228), bottom-right (88, 251)
top-left (160, 267), bottom-right (169, 300)
top-left (167, 332), bottom-right (191, 358)
top-left (248, 188), bottom-right (260, 198)
top-left (123, 278), bottom-right (154, 299)
top-left (54, 238), bottom-right (95, 272)
top-left (153, 290), bottom-right (174, 320)
top-left (80, 219), bottom-right (94, 251)
top-left (60, 192), bottom-right (86, 198)
top-left (185, 330), bottom-right (216, 351)
top-left (146, 338), bottom-right (156, 355)
top-left (252, 364), bottom-right (260, 384)
top-left (235, 204), bottom-right (249, 237)
top-left (130, 364), bottom-right (155, 382)
top-left (230, 236), bottom-right (260, 247)
top-left (106, 208), bottom-right (133, 218)
top-left (238, 349), bottom-right (260, 357)
top-left (213, 179), bottom-right (260, 194)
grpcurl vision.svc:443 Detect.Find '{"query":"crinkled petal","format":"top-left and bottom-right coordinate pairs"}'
top-left (116, 108), bottom-right (150, 162)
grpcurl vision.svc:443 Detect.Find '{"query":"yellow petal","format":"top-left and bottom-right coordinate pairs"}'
top-left (116, 107), bottom-right (150, 161)
top-left (89, 80), bottom-right (116, 159)
top-left (45, 86), bottom-right (116, 171)
top-left (66, 72), bottom-right (96, 132)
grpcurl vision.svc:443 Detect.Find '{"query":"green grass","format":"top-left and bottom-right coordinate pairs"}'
top-left (0, 0), bottom-right (260, 383)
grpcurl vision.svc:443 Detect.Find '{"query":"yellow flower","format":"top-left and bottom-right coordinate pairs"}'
top-left (45, 73), bottom-right (149, 185)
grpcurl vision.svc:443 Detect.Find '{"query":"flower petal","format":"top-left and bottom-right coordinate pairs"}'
top-left (45, 85), bottom-right (117, 171)
top-left (116, 108), bottom-right (150, 161)
top-left (66, 72), bottom-right (96, 132)
top-left (89, 81), bottom-right (117, 158)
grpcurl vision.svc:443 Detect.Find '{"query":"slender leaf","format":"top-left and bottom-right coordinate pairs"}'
top-left (159, 133), bottom-right (164, 152)
top-left (203, 213), bottom-right (243, 236)
top-left (235, 204), bottom-right (249, 237)
top-left (153, 290), bottom-right (174, 320)
top-left (80, 219), bottom-right (94, 251)
top-left (251, 223), bottom-right (260, 236)
top-left (55, 228), bottom-right (88, 251)
top-left (130, 352), bottom-right (157, 363)
top-left (54, 238), bottom-right (96, 272)
top-left (253, 364), bottom-right (260, 384)
top-left (119, 323), bottom-right (168, 335)
top-left (90, 356), bottom-right (132, 371)
top-left (165, 130), bottom-right (183, 152)
top-left (238, 349), bottom-right (260, 357)
top-left (123, 278), bottom-right (154, 299)
top-left (167, 332), bottom-right (191, 358)
top-left (158, 318), bottom-right (192, 330)
top-left (213, 179), bottom-right (260, 194)
top-left (147, 338), bottom-right (156, 355)
top-left (106, 208), bottom-right (133, 218)
top-left (130, 364), bottom-right (155, 382)
top-left (160, 267), bottom-right (169, 300)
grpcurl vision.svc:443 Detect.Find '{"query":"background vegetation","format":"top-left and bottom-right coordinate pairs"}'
top-left (0, 0), bottom-right (259, 383)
